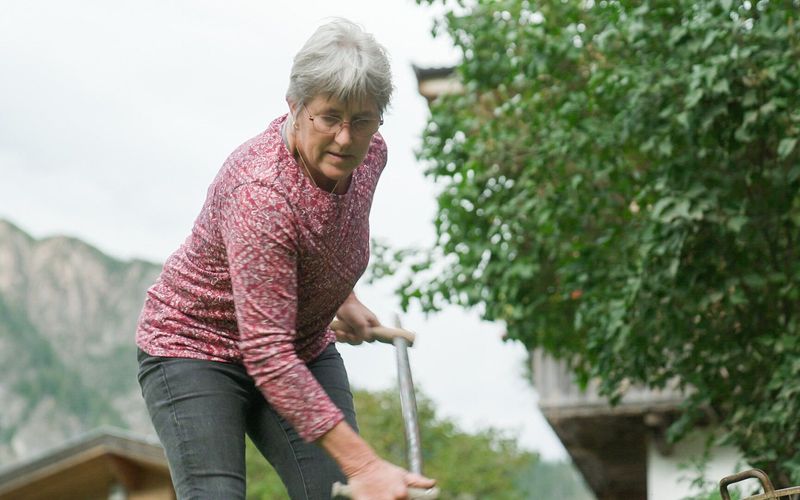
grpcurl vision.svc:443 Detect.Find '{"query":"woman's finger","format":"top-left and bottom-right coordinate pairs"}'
top-left (405, 473), bottom-right (437, 488)
top-left (339, 330), bottom-right (364, 345)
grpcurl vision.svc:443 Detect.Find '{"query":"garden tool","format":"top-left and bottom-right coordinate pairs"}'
top-left (720, 468), bottom-right (800, 499)
top-left (330, 318), bottom-right (440, 499)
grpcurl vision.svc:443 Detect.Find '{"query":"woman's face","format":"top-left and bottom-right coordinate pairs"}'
top-left (291, 95), bottom-right (380, 183)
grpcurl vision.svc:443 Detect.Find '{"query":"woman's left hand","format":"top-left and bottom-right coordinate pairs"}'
top-left (334, 293), bottom-right (380, 345)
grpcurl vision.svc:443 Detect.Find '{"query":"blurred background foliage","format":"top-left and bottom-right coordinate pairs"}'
top-left (246, 388), bottom-right (592, 499)
top-left (371, 0), bottom-right (800, 487)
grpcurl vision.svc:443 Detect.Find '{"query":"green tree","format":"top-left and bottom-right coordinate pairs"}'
top-left (355, 388), bottom-right (537, 498)
top-left (246, 388), bottom-right (546, 498)
top-left (518, 460), bottom-right (595, 499)
top-left (382, 0), bottom-right (800, 486)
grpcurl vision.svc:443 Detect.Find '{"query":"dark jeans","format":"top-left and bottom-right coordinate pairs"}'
top-left (137, 343), bottom-right (357, 500)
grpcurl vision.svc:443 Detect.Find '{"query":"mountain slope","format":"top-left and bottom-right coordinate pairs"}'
top-left (0, 219), bottom-right (162, 463)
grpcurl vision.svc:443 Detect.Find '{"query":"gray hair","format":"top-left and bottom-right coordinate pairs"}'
top-left (287, 18), bottom-right (393, 116)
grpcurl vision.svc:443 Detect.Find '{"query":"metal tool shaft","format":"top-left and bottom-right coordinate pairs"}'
top-left (330, 316), bottom-right (438, 499)
top-left (394, 336), bottom-right (422, 475)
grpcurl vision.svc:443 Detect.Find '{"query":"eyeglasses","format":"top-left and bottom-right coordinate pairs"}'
top-left (303, 107), bottom-right (383, 138)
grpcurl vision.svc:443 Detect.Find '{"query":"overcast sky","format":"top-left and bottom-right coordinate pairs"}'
top-left (0, 0), bottom-right (566, 460)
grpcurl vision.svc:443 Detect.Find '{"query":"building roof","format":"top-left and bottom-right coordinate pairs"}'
top-left (411, 64), bottom-right (461, 103)
top-left (0, 427), bottom-right (170, 499)
top-left (412, 65), bottom-right (456, 80)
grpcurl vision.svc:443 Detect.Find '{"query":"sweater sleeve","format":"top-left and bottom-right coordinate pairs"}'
top-left (220, 182), bottom-right (344, 441)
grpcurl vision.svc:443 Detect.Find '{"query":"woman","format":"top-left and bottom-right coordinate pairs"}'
top-left (136, 18), bottom-right (436, 499)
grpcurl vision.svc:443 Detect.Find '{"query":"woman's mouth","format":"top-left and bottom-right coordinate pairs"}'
top-left (327, 151), bottom-right (352, 162)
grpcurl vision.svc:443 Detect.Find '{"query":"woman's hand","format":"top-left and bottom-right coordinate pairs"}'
top-left (320, 422), bottom-right (437, 500)
top-left (347, 458), bottom-right (437, 500)
top-left (334, 292), bottom-right (380, 345)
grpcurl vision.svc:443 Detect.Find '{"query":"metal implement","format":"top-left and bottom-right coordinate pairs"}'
top-left (720, 469), bottom-right (800, 500)
top-left (329, 318), bottom-right (440, 499)
top-left (394, 320), bottom-right (423, 475)
top-left (331, 482), bottom-right (439, 499)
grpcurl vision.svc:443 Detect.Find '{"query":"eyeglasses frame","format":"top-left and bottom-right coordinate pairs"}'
top-left (301, 105), bottom-right (384, 138)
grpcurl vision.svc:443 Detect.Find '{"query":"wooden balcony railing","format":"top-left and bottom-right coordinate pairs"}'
top-left (531, 349), bottom-right (684, 419)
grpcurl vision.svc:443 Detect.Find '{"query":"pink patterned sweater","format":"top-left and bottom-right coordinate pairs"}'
top-left (136, 114), bottom-right (386, 442)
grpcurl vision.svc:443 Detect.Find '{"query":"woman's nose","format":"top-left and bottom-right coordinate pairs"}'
top-left (334, 123), bottom-right (353, 146)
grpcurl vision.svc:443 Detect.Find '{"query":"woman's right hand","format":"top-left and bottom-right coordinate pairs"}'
top-left (346, 458), bottom-right (436, 500)
top-left (320, 421), bottom-right (436, 499)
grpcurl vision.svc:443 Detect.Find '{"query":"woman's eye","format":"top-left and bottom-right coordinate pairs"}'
top-left (352, 119), bottom-right (370, 131)
top-left (320, 115), bottom-right (342, 127)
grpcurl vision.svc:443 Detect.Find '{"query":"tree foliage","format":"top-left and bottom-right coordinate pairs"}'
top-left (384, 0), bottom-right (800, 485)
top-left (246, 388), bottom-right (568, 499)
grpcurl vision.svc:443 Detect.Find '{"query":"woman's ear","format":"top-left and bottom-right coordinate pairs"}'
top-left (287, 98), bottom-right (301, 131)
top-left (284, 99), bottom-right (298, 153)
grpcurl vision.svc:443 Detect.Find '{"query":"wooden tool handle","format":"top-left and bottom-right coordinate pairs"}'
top-left (330, 319), bottom-right (415, 346)
top-left (331, 482), bottom-right (439, 499)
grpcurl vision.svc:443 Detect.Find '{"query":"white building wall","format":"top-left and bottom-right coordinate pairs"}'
top-left (648, 431), bottom-right (746, 500)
